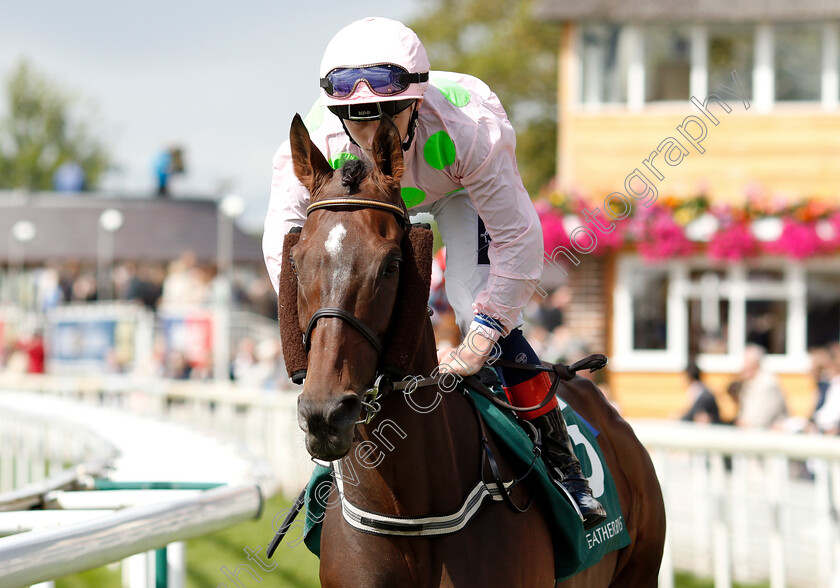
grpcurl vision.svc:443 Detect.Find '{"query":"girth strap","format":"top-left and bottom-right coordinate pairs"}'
top-left (333, 459), bottom-right (515, 537)
top-left (303, 307), bottom-right (384, 356)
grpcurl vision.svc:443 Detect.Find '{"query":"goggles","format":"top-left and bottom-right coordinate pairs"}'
top-left (328, 99), bottom-right (416, 122)
top-left (320, 64), bottom-right (429, 98)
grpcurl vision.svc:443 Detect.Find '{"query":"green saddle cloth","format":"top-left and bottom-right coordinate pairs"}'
top-left (299, 384), bottom-right (630, 581)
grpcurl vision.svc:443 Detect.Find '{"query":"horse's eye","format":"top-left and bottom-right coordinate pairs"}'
top-left (289, 256), bottom-right (298, 276)
top-left (384, 260), bottom-right (400, 277)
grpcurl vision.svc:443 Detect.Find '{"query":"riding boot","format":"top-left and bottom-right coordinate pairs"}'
top-left (503, 371), bottom-right (607, 530)
top-left (531, 406), bottom-right (607, 530)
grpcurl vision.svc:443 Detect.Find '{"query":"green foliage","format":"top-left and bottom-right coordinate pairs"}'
top-left (0, 60), bottom-right (110, 191)
top-left (408, 0), bottom-right (560, 196)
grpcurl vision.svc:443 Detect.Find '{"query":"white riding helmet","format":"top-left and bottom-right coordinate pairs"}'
top-left (319, 17), bottom-right (430, 108)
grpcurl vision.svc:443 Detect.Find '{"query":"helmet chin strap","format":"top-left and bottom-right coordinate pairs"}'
top-left (400, 102), bottom-right (420, 152)
top-left (336, 101), bottom-right (421, 152)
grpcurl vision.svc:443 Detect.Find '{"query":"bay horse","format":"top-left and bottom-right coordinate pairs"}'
top-left (282, 112), bottom-right (665, 587)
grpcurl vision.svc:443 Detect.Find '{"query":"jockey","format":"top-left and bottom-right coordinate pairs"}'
top-left (263, 16), bottom-right (607, 529)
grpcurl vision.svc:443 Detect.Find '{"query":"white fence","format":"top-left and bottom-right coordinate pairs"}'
top-left (633, 420), bottom-right (840, 588)
top-left (0, 376), bottom-right (278, 587)
top-left (0, 405), bottom-right (117, 496)
top-left (0, 484), bottom-right (262, 588)
top-left (0, 373), bottom-right (312, 496)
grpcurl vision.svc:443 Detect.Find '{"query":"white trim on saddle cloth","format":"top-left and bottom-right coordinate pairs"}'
top-left (332, 459), bottom-right (515, 537)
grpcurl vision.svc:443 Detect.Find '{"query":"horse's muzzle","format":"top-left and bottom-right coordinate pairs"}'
top-left (298, 392), bottom-right (362, 460)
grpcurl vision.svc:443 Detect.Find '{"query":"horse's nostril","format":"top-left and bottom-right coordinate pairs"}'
top-left (327, 394), bottom-right (362, 429)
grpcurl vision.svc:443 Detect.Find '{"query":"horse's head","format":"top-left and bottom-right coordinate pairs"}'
top-left (288, 113), bottom-right (407, 460)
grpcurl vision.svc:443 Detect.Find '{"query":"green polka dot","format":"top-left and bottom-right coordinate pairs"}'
top-left (303, 100), bottom-right (324, 132)
top-left (430, 77), bottom-right (471, 107)
top-left (401, 187), bottom-right (426, 208)
top-left (423, 131), bottom-right (456, 170)
top-left (329, 152), bottom-right (359, 170)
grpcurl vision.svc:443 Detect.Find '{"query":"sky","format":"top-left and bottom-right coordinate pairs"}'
top-left (0, 1), bottom-right (421, 232)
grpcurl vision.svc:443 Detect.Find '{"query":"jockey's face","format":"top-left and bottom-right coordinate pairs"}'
top-left (344, 99), bottom-right (422, 159)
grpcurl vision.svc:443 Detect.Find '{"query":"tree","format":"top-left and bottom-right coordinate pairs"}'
top-left (408, 0), bottom-right (561, 196)
top-left (0, 60), bottom-right (110, 191)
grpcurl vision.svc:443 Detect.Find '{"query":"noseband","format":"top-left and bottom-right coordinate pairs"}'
top-left (303, 307), bottom-right (383, 356)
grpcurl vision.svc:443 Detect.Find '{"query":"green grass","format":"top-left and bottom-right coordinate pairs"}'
top-left (675, 572), bottom-right (770, 587)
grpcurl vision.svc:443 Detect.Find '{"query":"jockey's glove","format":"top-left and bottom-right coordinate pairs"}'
top-left (436, 320), bottom-right (501, 376)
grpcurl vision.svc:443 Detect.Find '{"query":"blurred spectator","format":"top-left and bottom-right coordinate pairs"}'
top-left (810, 347), bottom-right (840, 434)
top-left (53, 161), bottom-right (86, 192)
top-left (724, 380), bottom-right (742, 425)
top-left (537, 286), bottom-right (571, 332)
top-left (735, 344), bottom-right (788, 429)
top-left (808, 347), bottom-right (833, 417)
top-left (680, 361), bottom-right (721, 424)
top-left (71, 272), bottom-right (98, 302)
top-left (231, 336), bottom-right (258, 384)
top-left (160, 252), bottom-right (211, 307)
top-left (13, 329), bottom-right (45, 374)
top-left (153, 147), bottom-right (185, 196)
top-left (164, 350), bottom-right (192, 380)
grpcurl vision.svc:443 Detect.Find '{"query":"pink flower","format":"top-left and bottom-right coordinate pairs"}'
top-left (590, 221), bottom-right (625, 254)
top-left (763, 219), bottom-right (823, 259)
top-left (538, 207), bottom-right (571, 254)
top-left (707, 222), bottom-right (758, 261)
top-left (636, 207), bottom-right (694, 261)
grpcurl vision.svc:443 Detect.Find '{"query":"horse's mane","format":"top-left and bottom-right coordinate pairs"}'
top-left (340, 159), bottom-right (367, 194)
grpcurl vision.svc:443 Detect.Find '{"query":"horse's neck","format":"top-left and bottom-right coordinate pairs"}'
top-left (341, 320), bottom-right (480, 516)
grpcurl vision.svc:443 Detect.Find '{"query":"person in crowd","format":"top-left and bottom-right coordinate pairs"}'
top-left (734, 344), bottom-right (788, 429)
top-left (680, 360), bottom-right (721, 424)
top-left (810, 346), bottom-right (840, 435)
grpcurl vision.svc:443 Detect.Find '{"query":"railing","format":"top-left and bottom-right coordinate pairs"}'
top-left (0, 484), bottom-right (263, 588)
top-left (0, 405), bottom-right (117, 498)
top-left (632, 420), bottom-right (840, 588)
top-left (0, 379), bottom-right (273, 587)
top-left (0, 372), bottom-right (310, 496)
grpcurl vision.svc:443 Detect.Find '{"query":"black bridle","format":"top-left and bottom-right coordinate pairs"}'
top-left (303, 307), bottom-right (384, 356)
top-left (298, 196), bottom-right (411, 393)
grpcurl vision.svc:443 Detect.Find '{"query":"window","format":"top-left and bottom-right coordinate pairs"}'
top-left (614, 256), bottom-right (818, 372)
top-left (707, 25), bottom-right (754, 101)
top-left (644, 26), bottom-right (692, 101)
top-left (686, 269), bottom-right (730, 355)
top-left (807, 272), bottom-right (840, 348)
top-left (775, 23), bottom-right (821, 101)
top-left (745, 300), bottom-right (787, 354)
top-left (580, 23), bottom-right (630, 104)
top-left (630, 268), bottom-right (668, 350)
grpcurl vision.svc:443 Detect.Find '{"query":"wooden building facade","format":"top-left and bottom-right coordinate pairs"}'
top-left (536, 1), bottom-right (840, 419)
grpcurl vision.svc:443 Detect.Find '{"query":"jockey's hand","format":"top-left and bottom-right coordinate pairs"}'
top-left (436, 329), bottom-right (496, 377)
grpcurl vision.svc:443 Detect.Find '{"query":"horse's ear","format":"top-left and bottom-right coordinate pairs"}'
top-left (289, 113), bottom-right (332, 194)
top-left (371, 114), bottom-right (404, 186)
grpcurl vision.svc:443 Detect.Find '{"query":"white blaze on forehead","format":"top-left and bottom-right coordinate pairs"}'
top-left (325, 224), bottom-right (346, 256)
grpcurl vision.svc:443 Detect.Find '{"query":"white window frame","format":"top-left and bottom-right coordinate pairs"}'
top-left (612, 254), bottom-right (815, 374)
top-left (576, 20), bottom-right (840, 110)
top-left (822, 22), bottom-right (839, 110)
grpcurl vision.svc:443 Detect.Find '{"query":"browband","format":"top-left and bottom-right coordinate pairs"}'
top-left (307, 198), bottom-right (410, 227)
